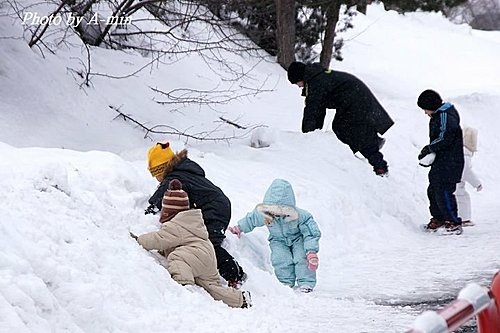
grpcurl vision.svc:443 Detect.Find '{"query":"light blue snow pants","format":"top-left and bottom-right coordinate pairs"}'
top-left (269, 237), bottom-right (316, 288)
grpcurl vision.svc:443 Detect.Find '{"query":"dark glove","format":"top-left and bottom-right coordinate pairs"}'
top-left (144, 204), bottom-right (159, 215)
top-left (418, 145), bottom-right (432, 160)
top-left (129, 232), bottom-right (138, 240)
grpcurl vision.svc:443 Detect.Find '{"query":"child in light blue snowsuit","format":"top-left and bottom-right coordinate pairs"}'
top-left (228, 179), bottom-right (321, 292)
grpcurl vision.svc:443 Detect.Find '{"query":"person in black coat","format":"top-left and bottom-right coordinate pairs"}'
top-left (417, 89), bottom-right (465, 234)
top-left (146, 142), bottom-right (246, 286)
top-left (287, 61), bottom-right (394, 176)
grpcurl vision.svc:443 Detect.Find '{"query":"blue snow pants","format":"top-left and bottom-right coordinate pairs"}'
top-left (269, 237), bottom-right (316, 288)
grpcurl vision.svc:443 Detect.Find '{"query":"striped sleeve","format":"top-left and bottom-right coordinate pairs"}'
top-left (429, 110), bottom-right (458, 152)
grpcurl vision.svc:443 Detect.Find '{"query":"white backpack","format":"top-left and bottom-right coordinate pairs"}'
top-left (463, 127), bottom-right (478, 153)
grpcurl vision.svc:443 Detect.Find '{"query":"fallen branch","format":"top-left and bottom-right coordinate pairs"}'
top-left (108, 105), bottom-right (262, 142)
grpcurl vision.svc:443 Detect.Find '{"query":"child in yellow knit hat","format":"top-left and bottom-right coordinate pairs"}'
top-left (145, 142), bottom-right (247, 288)
top-left (147, 142), bottom-right (175, 181)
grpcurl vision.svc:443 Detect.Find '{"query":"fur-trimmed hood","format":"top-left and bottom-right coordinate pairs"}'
top-left (160, 149), bottom-right (187, 178)
top-left (160, 149), bottom-right (205, 179)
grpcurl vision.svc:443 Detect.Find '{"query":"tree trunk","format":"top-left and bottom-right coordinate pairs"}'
top-left (320, 2), bottom-right (340, 68)
top-left (352, 0), bottom-right (369, 14)
top-left (275, 0), bottom-right (296, 69)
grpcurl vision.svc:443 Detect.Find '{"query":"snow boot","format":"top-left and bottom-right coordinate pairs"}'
top-left (374, 165), bottom-right (388, 177)
top-left (299, 285), bottom-right (314, 293)
top-left (241, 291), bottom-right (252, 308)
top-left (423, 218), bottom-right (445, 231)
top-left (228, 272), bottom-right (247, 289)
top-left (443, 222), bottom-right (463, 235)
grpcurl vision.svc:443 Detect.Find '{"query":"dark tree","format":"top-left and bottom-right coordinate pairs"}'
top-left (383, 0), bottom-right (467, 13)
top-left (275, 0), bottom-right (296, 68)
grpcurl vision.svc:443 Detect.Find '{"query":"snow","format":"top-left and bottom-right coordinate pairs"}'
top-left (1, 2), bottom-right (500, 332)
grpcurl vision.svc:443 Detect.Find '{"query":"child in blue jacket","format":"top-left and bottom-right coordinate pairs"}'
top-left (228, 179), bottom-right (321, 292)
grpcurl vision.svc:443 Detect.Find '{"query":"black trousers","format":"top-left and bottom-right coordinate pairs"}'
top-left (427, 182), bottom-right (461, 224)
top-left (359, 141), bottom-right (387, 169)
top-left (206, 222), bottom-right (245, 282)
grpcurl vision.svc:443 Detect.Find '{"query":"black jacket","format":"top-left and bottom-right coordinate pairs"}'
top-left (148, 150), bottom-right (231, 233)
top-left (427, 103), bottom-right (464, 184)
top-left (301, 63), bottom-right (394, 152)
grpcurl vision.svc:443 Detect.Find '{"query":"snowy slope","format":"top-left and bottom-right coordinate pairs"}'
top-left (1, 2), bottom-right (500, 332)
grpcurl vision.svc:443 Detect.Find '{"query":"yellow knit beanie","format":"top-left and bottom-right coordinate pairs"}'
top-left (147, 142), bottom-right (175, 177)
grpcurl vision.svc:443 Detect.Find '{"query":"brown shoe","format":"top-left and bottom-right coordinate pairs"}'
top-left (424, 218), bottom-right (445, 230)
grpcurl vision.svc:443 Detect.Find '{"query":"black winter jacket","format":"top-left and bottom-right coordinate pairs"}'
top-left (301, 63), bottom-right (394, 152)
top-left (149, 150), bottom-right (231, 234)
top-left (427, 103), bottom-right (464, 184)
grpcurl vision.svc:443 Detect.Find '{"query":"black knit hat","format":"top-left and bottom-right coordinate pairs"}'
top-left (287, 62), bottom-right (306, 84)
top-left (417, 89), bottom-right (443, 111)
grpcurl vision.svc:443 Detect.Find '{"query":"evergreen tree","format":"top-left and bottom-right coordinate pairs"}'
top-left (383, 0), bottom-right (467, 13)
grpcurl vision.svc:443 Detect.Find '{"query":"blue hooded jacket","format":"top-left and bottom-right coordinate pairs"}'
top-left (428, 103), bottom-right (464, 184)
top-left (237, 179), bottom-right (321, 254)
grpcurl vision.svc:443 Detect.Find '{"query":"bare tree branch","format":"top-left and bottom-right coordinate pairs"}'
top-left (28, 0), bottom-right (68, 47)
top-left (108, 105), bottom-right (264, 143)
top-left (219, 116), bottom-right (247, 129)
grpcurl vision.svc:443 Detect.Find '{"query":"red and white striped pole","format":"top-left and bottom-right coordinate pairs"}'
top-left (477, 271), bottom-right (500, 333)
top-left (406, 276), bottom-right (500, 333)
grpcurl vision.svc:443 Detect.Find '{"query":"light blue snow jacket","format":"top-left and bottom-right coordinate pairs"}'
top-left (237, 179), bottom-right (321, 254)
